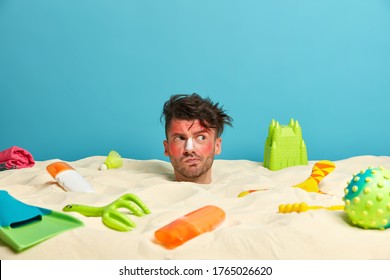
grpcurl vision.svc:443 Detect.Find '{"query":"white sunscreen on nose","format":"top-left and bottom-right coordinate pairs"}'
top-left (185, 138), bottom-right (194, 150)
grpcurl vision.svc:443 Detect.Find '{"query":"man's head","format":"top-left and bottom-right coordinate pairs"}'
top-left (161, 93), bottom-right (233, 184)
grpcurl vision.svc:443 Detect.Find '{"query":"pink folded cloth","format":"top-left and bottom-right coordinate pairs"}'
top-left (0, 146), bottom-right (35, 170)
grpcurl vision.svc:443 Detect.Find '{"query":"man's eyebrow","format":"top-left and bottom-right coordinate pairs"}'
top-left (169, 129), bottom-right (212, 138)
top-left (168, 132), bottom-right (187, 139)
top-left (193, 129), bottom-right (212, 135)
top-left (168, 132), bottom-right (182, 137)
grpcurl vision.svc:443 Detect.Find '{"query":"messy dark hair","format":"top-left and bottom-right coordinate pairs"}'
top-left (161, 93), bottom-right (233, 138)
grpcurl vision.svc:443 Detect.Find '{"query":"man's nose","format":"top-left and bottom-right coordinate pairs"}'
top-left (185, 138), bottom-right (194, 151)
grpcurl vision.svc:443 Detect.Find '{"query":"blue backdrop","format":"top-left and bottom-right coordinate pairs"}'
top-left (1, 0), bottom-right (389, 162)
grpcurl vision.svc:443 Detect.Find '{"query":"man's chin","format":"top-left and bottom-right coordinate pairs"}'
top-left (174, 166), bottom-right (212, 183)
top-left (181, 169), bottom-right (202, 179)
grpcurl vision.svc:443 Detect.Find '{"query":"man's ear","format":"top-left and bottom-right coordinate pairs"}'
top-left (163, 140), bottom-right (169, 156)
top-left (214, 137), bottom-right (222, 155)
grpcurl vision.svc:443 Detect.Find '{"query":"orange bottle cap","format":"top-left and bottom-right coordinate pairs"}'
top-left (46, 162), bottom-right (74, 179)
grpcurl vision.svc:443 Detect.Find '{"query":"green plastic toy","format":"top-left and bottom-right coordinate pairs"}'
top-left (277, 166), bottom-right (390, 231)
top-left (263, 118), bottom-right (308, 170)
top-left (0, 190), bottom-right (83, 252)
top-left (63, 193), bottom-right (151, 231)
top-left (343, 166), bottom-right (390, 229)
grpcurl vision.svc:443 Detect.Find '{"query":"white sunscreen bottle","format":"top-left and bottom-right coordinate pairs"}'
top-left (46, 161), bottom-right (95, 192)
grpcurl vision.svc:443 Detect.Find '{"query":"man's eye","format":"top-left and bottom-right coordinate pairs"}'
top-left (174, 136), bottom-right (186, 141)
top-left (197, 135), bottom-right (206, 141)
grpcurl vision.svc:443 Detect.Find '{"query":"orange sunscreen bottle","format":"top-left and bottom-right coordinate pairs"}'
top-left (154, 205), bottom-right (225, 249)
top-left (46, 161), bottom-right (94, 192)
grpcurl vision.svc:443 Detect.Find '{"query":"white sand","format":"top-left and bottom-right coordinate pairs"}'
top-left (1, 155), bottom-right (390, 259)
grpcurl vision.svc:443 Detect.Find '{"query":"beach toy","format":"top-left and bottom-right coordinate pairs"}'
top-left (99, 150), bottom-right (123, 170)
top-left (155, 205), bottom-right (225, 249)
top-left (63, 193), bottom-right (150, 231)
top-left (278, 167), bottom-right (390, 230)
top-left (278, 202), bottom-right (344, 213)
top-left (292, 160), bottom-right (335, 194)
top-left (0, 190), bottom-right (83, 252)
top-left (239, 160), bottom-right (335, 197)
top-left (343, 166), bottom-right (390, 229)
top-left (46, 161), bottom-right (94, 192)
top-left (237, 188), bottom-right (268, 198)
top-left (263, 118), bottom-right (308, 170)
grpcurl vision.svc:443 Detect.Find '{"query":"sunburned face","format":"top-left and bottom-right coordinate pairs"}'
top-left (163, 119), bottom-right (221, 184)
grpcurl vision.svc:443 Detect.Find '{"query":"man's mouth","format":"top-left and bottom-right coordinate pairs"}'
top-left (184, 158), bottom-right (200, 164)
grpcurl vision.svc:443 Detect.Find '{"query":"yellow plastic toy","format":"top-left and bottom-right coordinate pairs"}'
top-left (292, 160), bottom-right (335, 194)
top-left (278, 202), bottom-right (344, 213)
top-left (99, 150), bottom-right (123, 170)
top-left (237, 188), bottom-right (268, 198)
top-left (238, 160), bottom-right (335, 197)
